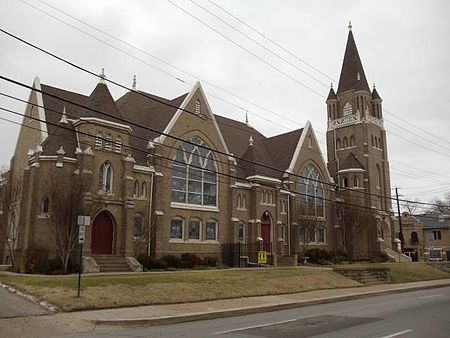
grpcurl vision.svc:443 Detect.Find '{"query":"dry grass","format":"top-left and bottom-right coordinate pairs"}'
top-left (0, 268), bottom-right (359, 311)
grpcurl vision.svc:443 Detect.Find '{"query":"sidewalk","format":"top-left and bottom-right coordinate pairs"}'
top-left (1, 278), bottom-right (450, 338)
top-left (73, 278), bottom-right (450, 327)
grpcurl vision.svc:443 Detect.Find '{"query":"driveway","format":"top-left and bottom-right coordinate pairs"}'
top-left (0, 286), bottom-right (49, 318)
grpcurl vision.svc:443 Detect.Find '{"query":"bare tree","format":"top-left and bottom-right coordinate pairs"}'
top-left (429, 192), bottom-right (450, 214)
top-left (403, 199), bottom-right (419, 215)
top-left (0, 170), bottom-right (22, 268)
top-left (44, 170), bottom-right (90, 272)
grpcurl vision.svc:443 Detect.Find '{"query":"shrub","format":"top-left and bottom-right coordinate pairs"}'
top-left (137, 254), bottom-right (168, 270)
top-left (181, 253), bottom-right (202, 268)
top-left (203, 256), bottom-right (218, 267)
top-left (370, 253), bottom-right (390, 263)
top-left (305, 248), bottom-right (330, 264)
top-left (162, 255), bottom-right (183, 269)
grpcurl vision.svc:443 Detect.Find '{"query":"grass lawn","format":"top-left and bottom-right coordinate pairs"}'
top-left (0, 267), bottom-right (359, 311)
top-left (331, 262), bottom-right (450, 283)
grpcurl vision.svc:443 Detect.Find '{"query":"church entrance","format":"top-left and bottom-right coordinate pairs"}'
top-left (261, 212), bottom-right (271, 252)
top-left (91, 211), bottom-right (114, 254)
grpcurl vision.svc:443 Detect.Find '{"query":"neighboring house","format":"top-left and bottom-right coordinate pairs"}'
top-left (1, 26), bottom-right (398, 271)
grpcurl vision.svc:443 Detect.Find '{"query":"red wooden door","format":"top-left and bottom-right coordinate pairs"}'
top-left (261, 222), bottom-right (271, 252)
top-left (91, 212), bottom-right (113, 254)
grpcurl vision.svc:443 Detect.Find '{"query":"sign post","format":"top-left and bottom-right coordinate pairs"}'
top-left (77, 216), bottom-right (90, 298)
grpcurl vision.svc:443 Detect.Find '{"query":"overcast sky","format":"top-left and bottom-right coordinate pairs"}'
top-left (1, 0), bottom-right (449, 210)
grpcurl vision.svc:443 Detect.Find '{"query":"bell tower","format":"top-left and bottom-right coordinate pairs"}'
top-left (326, 23), bottom-right (393, 258)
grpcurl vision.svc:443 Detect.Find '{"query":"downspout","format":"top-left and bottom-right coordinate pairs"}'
top-left (147, 173), bottom-right (154, 256)
top-left (287, 192), bottom-right (291, 256)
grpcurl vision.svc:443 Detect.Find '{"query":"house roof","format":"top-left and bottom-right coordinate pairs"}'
top-left (337, 30), bottom-right (370, 94)
top-left (37, 81), bottom-right (310, 176)
top-left (415, 214), bottom-right (450, 229)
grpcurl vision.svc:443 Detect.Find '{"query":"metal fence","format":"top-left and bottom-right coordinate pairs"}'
top-left (221, 242), bottom-right (273, 267)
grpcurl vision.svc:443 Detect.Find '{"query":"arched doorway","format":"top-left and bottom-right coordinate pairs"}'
top-left (91, 211), bottom-right (114, 254)
top-left (261, 211), bottom-right (271, 252)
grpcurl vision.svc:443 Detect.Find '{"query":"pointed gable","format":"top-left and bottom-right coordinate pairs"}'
top-left (340, 152), bottom-right (365, 171)
top-left (337, 30), bottom-right (370, 94)
top-left (372, 87), bottom-right (382, 101)
top-left (326, 87), bottom-right (337, 101)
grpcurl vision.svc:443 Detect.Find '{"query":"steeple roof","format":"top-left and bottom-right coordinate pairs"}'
top-left (341, 153), bottom-right (365, 171)
top-left (372, 87), bottom-right (382, 100)
top-left (337, 30), bottom-right (370, 94)
top-left (327, 86), bottom-right (337, 101)
top-left (78, 82), bottom-right (123, 122)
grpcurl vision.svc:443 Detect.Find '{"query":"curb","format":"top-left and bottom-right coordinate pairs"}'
top-left (0, 282), bottom-right (59, 313)
top-left (93, 281), bottom-right (450, 327)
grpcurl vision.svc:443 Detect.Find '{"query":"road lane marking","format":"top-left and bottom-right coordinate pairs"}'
top-left (213, 318), bottom-right (297, 335)
top-left (379, 329), bottom-right (413, 338)
top-left (418, 294), bottom-right (445, 299)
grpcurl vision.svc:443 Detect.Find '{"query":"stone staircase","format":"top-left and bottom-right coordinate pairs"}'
top-left (334, 267), bottom-right (390, 285)
top-left (92, 255), bottom-right (133, 273)
top-left (384, 246), bottom-right (412, 263)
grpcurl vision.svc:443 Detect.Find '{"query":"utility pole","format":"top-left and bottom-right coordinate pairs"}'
top-left (395, 187), bottom-right (404, 253)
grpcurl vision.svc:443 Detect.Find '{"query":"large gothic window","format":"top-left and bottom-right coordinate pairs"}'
top-left (299, 165), bottom-right (324, 217)
top-left (171, 137), bottom-right (217, 207)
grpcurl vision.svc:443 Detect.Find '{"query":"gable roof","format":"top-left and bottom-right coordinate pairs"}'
top-left (337, 30), bottom-right (370, 94)
top-left (415, 214), bottom-right (450, 229)
top-left (34, 80), bottom-right (323, 177)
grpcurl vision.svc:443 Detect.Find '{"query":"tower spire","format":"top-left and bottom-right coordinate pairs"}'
top-left (336, 28), bottom-right (370, 94)
top-left (132, 75), bottom-right (137, 91)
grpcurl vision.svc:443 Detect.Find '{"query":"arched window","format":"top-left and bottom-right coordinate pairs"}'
top-left (353, 175), bottom-right (359, 188)
top-left (195, 99), bottom-right (201, 115)
top-left (411, 231), bottom-right (419, 244)
top-left (114, 136), bottom-right (122, 153)
top-left (170, 217), bottom-right (184, 240)
top-left (205, 219), bottom-right (217, 241)
top-left (95, 132), bottom-right (103, 149)
top-left (242, 195), bottom-right (246, 210)
top-left (317, 227), bottom-right (326, 243)
top-left (336, 138), bottom-right (341, 149)
top-left (141, 181), bottom-right (147, 197)
top-left (343, 137), bottom-right (348, 148)
top-left (188, 218), bottom-right (201, 240)
top-left (281, 199), bottom-right (287, 214)
top-left (133, 214), bottom-right (143, 237)
top-left (375, 137), bottom-right (378, 148)
top-left (238, 222), bottom-right (245, 242)
top-left (342, 176), bottom-right (348, 188)
top-left (237, 194), bottom-right (242, 209)
top-left (105, 134), bottom-right (113, 151)
top-left (376, 164), bottom-right (382, 189)
top-left (343, 102), bottom-right (352, 116)
top-left (350, 135), bottom-right (355, 147)
top-left (378, 137), bottom-right (382, 149)
top-left (99, 161), bottom-right (113, 192)
top-left (299, 165), bottom-right (324, 217)
top-left (371, 135), bottom-right (374, 146)
top-left (171, 137), bottom-right (217, 206)
top-left (134, 180), bottom-right (140, 197)
top-left (41, 196), bottom-right (49, 214)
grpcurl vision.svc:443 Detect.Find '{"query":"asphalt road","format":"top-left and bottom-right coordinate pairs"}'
top-left (0, 286), bottom-right (49, 318)
top-left (55, 286), bottom-right (450, 338)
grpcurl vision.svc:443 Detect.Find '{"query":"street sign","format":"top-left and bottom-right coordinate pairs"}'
top-left (258, 251), bottom-right (267, 264)
top-left (77, 216), bottom-right (91, 226)
top-left (427, 234), bottom-right (434, 243)
top-left (78, 225), bottom-right (86, 244)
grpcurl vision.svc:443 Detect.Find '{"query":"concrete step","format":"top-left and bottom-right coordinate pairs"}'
top-left (92, 255), bottom-right (132, 273)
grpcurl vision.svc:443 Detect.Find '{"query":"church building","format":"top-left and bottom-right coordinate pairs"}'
top-left (1, 26), bottom-right (400, 272)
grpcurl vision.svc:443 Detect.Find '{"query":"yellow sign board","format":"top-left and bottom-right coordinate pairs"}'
top-left (258, 251), bottom-right (267, 264)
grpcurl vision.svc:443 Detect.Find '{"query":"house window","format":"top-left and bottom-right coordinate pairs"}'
top-left (133, 214), bottom-right (143, 237)
top-left (189, 219), bottom-right (201, 240)
top-left (41, 196), bottom-right (49, 214)
top-left (171, 137), bottom-right (217, 207)
top-left (353, 176), bottom-right (359, 188)
top-left (134, 180), bottom-right (140, 197)
top-left (141, 181), bottom-right (147, 197)
top-left (95, 132), bottom-right (103, 149)
top-left (99, 161), bottom-right (113, 192)
top-left (317, 227), bottom-right (326, 243)
top-left (114, 136), bottom-right (122, 153)
top-left (170, 218), bottom-right (184, 240)
top-left (343, 102), bottom-right (352, 116)
top-left (238, 222), bottom-right (245, 242)
top-left (105, 134), bottom-right (113, 151)
top-left (299, 165), bottom-right (324, 217)
top-left (411, 231), bottom-right (419, 244)
top-left (205, 220), bottom-right (217, 241)
top-left (280, 224), bottom-right (286, 241)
